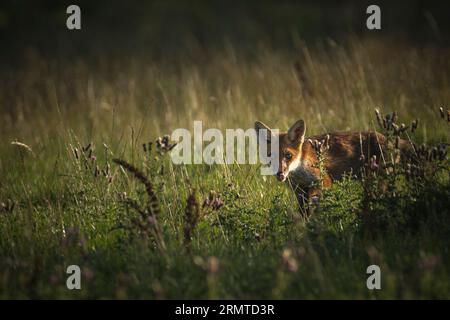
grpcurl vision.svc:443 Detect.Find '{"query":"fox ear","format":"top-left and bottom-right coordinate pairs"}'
top-left (255, 121), bottom-right (272, 142)
top-left (287, 119), bottom-right (306, 144)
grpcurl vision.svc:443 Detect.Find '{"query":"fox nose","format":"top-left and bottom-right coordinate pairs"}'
top-left (276, 172), bottom-right (285, 181)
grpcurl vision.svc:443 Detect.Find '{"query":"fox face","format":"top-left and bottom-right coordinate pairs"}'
top-left (255, 120), bottom-right (306, 182)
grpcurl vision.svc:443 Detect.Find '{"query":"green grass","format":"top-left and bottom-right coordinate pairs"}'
top-left (0, 37), bottom-right (449, 299)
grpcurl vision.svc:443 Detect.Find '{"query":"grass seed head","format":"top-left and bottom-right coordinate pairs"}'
top-left (375, 109), bottom-right (383, 129)
top-left (282, 249), bottom-right (298, 273)
top-left (411, 119), bottom-right (419, 133)
top-left (184, 189), bottom-right (201, 247)
top-left (113, 158), bottom-right (160, 216)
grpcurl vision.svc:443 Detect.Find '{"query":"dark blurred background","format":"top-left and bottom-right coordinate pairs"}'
top-left (1, 0), bottom-right (450, 61)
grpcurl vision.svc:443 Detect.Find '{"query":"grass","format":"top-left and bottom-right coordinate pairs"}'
top-left (0, 37), bottom-right (449, 299)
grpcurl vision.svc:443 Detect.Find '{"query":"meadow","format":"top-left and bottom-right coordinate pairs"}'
top-left (0, 37), bottom-right (449, 299)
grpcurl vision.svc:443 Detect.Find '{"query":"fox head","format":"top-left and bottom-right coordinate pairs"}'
top-left (255, 119), bottom-right (306, 182)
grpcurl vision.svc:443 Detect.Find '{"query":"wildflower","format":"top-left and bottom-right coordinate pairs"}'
top-left (411, 119), bottom-right (419, 133)
top-left (323, 134), bottom-right (330, 151)
top-left (391, 111), bottom-right (398, 123)
top-left (0, 199), bottom-right (15, 213)
top-left (207, 257), bottom-right (219, 274)
top-left (367, 246), bottom-right (381, 263)
top-left (437, 143), bottom-right (448, 161)
top-left (309, 137), bottom-right (329, 155)
top-left (399, 123), bottom-right (408, 133)
top-left (418, 254), bottom-right (441, 271)
top-left (193, 256), bottom-right (205, 267)
top-left (384, 113), bottom-right (392, 130)
top-left (113, 158), bottom-right (160, 217)
top-left (439, 107), bottom-right (445, 119)
top-left (83, 267), bottom-right (95, 281)
top-left (311, 196), bottom-right (320, 205)
top-left (392, 123), bottom-right (399, 133)
top-left (49, 274), bottom-right (59, 285)
top-left (184, 190), bottom-right (200, 246)
top-left (156, 135), bottom-right (177, 153)
top-left (147, 215), bottom-right (158, 226)
top-left (282, 248), bottom-right (298, 273)
top-left (152, 281), bottom-right (164, 300)
top-left (369, 155), bottom-right (378, 171)
top-left (202, 191), bottom-right (224, 211)
top-left (405, 163), bottom-right (411, 176)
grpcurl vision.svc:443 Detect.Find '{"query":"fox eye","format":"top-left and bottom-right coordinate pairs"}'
top-left (284, 152), bottom-right (292, 160)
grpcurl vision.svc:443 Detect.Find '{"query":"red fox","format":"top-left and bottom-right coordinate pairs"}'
top-left (255, 119), bottom-right (410, 213)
